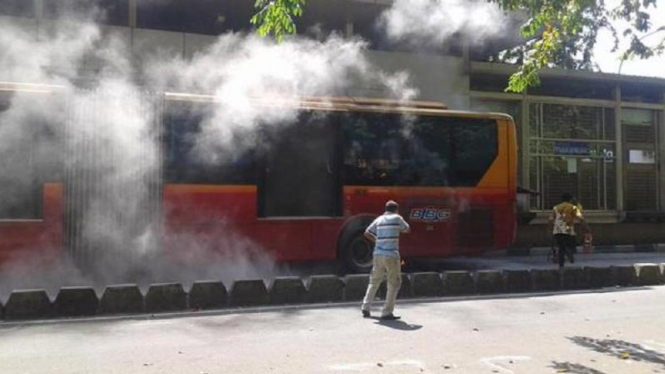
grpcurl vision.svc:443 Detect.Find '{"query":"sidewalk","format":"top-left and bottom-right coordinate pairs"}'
top-left (494, 243), bottom-right (665, 257)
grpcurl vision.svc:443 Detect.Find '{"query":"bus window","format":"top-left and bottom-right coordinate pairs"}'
top-left (409, 118), bottom-right (452, 186)
top-left (0, 116), bottom-right (41, 219)
top-left (0, 92), bottom-right (63, 220)
top-left (342, 112), bottom-right (413, 186)
top-left (164, 109), bottom-right (257, 185)
top-left (0, 153), bottom-right (42, 219)
top-left (259, 111), bottom-right (341, 217)
top-left (450, 120), bottom-right (498, 186)
top-left (343, 112), bottom-right (498, 187)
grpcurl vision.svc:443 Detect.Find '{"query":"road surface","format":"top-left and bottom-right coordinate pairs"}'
top-left (2, 286), bottom-right (665, 373)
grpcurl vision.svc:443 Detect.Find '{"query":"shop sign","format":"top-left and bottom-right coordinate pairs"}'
top-left (554, 141), bottom-right (589, 155)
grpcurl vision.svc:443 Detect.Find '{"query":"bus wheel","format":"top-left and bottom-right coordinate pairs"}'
top-left (341, 233), bottom-right (374, 273)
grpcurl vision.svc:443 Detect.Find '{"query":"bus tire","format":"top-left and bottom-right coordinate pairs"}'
top-left (340, 231), bottom-right (374, 274)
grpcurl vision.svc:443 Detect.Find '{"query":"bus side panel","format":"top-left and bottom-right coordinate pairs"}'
top-left (163, 184), bottom-right (331, 262)
top-left (343, 186), bottom-right (456, 258)
top-left (454, 189), bottom-right (510, 255)
top-left (163, 184), bottom-right (258, 262)
top-left (309, 220), bottom-right (345, 261)
top-left (0, 183), bottom-right (63, 264)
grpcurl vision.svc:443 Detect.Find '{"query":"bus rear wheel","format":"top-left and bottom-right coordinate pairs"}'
top-left (341, 233), bottom-right (374, 273)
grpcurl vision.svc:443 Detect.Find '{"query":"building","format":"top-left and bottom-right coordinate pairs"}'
top-left (1, 0), bottom-right (664, 248)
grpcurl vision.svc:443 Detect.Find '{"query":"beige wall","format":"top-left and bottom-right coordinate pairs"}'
top-left (356, 50), bottom-right (468, 107)
top-left (1, 20), bottom-right (472, 107)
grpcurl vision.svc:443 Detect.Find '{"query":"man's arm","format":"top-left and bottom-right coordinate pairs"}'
top-left (364, 220), bottom-right (378, 243)
top-left (364, 231), bottom-right (377, 243)
top-left (400, 217), bottom-right (411, 234)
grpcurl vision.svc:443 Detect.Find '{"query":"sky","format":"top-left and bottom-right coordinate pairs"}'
top-left (594, 1), bottom-right (665, 78)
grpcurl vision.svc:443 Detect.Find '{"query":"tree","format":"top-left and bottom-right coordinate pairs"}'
top-left (251, 0), bottom-right (664, 93)
top-left (250, 0), bottom-right (306, 43)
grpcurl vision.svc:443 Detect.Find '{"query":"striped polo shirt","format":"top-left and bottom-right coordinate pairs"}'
top-left (366, 213), bottom-right (410, 258)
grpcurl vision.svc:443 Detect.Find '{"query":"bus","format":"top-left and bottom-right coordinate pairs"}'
top-left (0, 83), bottom-right (517, 274)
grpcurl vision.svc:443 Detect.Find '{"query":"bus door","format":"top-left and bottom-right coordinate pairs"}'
top-left (257, 111), bottom-right (342, 258)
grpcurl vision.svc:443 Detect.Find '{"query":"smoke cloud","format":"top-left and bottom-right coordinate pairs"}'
top-left (0, 3), bottom-right (418, 292)
top-left (379, 0), bottom-right (509, 46)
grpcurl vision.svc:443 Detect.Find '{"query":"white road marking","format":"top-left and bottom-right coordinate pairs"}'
top-left (479, 356), bottom-right (531, 374)
top-left (643, 340), bottom-right (665, 351)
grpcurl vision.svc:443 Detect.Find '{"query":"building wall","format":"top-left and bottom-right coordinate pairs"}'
top-left (468, 64), bottom-right (665, 247)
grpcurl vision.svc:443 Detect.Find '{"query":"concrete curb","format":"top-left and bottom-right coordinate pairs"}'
top-left (531, 269), bottom-right (561, 291)
top-left (443, 271), bottom-right (475, 296)
top-left (5, 290), bottom-right (52, 320)
top-left (561, 267), bottom-right (588, 290)
top-left (269, 277), bottom-right (306, 305)
top-left (305, 275), bottom-right (343, 303)
top-left (584, 266), bottom-right (614, 289)
top-left (54, 287), bottom-right (98, 317)
top-left (475, 270), bottom-right (505, 294)
top-left (343, 275), bottom-right (369, 301)
top-left (612, 265), bottom-right (637, 286)
top-left (1, 264), bottom-right (664, 322)
top-left (145, 283), bottom-right (187, 313)
top-left (411, 272), bottom-right (444, 297)
top-left (100, 285), bottom-right (144, 315)
top-left (503, 270), bottom-right (531, 293)
top-left (230, 280), bottom-right (268, 307)
top-left (634, 264), bottom-right (661, 286)
top-left (189, 281), bottom-right (227, 310)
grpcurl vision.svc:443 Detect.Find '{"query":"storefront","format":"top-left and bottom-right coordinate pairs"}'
top-left (469, 63), bottom-right (665, 245)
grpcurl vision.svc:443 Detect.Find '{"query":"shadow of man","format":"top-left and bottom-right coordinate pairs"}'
top-left (369, 317), bottom-right (422, 331)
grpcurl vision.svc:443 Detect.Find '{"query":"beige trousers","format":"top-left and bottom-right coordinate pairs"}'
top-left (361, 255), bottom-right (402, 316)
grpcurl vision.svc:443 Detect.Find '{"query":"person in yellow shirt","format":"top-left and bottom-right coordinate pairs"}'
top-left (549, 193), bottom-right (591, 268)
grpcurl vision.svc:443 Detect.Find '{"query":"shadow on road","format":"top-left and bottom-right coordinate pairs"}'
top-left (550, 361), bottom-right (607, 374)
top-left (369, 317), bottom-right (422, 331)
top-left (569, 336), bottom-right (665, 366)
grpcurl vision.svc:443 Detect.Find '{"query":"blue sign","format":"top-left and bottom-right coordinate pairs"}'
top-left (554, 141), bottom-right (589, 155)
top-left (410, 208), bottom-right (451, 223)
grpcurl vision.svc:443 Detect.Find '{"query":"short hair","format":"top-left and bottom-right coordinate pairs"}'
top-left (385, 200), bottom-right (399, 213)
top-left (561, 193), bottom-right (573, 202)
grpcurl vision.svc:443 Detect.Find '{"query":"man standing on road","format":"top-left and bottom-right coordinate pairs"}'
top-left (549, 193), bottom-right (590, 268)
top-left (361, 200), bottom-right (410, 320)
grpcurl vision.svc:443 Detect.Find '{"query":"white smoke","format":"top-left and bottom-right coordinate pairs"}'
top-left (0, 4), bottom-right (419, 290)
top-left (380, 0), bottom-right (509, 46)
top-left (147, 33), bottom-right (417, 161)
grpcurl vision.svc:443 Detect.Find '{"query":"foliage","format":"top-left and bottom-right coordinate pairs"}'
top-left (251, 0), bottom-right (664, 92)
top-left (489, 0), bottom-right (664, 92)
top-left (250, 0), bottom-right (306, 43)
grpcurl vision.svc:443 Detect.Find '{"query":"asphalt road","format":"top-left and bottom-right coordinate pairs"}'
top-left (2, 286), bottom-right (665, 373)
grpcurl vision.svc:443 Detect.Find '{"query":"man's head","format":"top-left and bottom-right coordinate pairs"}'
top-left (385, 200), bottom-right (399, 213)
top-left (561, 193), bottom-right (573, 202)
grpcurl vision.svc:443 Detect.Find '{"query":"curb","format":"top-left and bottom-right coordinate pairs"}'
top-left (1, 265), bottom-right (663, 322)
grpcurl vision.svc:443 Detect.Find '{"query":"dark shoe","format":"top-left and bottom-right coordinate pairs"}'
top-left (380, 314), bottom-right (401, 321)
top-left (362, 310), bottom-right (370, 318)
